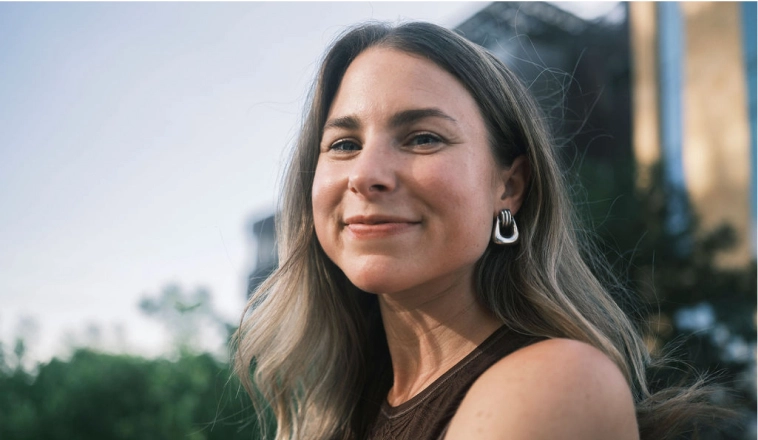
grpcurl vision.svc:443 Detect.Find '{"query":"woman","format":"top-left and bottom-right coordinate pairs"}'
top-left (235, 22), bottom-right (720, 440)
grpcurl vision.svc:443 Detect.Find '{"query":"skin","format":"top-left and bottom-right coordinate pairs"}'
top-left (446, 339), bottom-right (639, 439)
top-left (311, 47), bottom-right (638, 438)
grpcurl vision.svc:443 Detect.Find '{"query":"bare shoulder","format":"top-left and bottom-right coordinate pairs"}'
top-left (445, 338), bottom-right (639, 440)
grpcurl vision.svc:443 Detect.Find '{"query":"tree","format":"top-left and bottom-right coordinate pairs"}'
top-left (139, 284), bottom-right (235, 357)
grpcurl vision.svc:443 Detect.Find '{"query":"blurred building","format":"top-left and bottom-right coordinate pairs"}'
top-left (457, 1), bottom-right (756, 268)
top-left (456, 2), bottom-right (633, 163)
top-left (629, 2), bottom-right (756, 267)
top-left (248, 214), bottom-right (276, 295)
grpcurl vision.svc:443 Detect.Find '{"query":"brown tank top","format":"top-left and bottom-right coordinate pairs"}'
top-left (366, 326), bottom-right (542, 440)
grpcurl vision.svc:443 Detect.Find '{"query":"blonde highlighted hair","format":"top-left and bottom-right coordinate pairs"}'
top-left (234, 21), bottom-right (726, 440)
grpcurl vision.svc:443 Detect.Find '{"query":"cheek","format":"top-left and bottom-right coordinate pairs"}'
top-left (412, 155), bottom-right (497, 210)
top-left (312, 162), bottom-right (334, 210)
top-left (311, 163), bottom-right (342, 248)
top-left (414, 155), bottom-right (498, 245)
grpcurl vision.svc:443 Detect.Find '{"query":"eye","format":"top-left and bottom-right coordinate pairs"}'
top-left (407, 133), bottom-right (443, 148)
top-left (329, 139), bottom-right (361, 152)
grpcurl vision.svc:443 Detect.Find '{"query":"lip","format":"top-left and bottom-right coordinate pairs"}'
top-left (343, 215), bottom-right (421, 238)
top-left (344, 214), bottom-right (419, 225)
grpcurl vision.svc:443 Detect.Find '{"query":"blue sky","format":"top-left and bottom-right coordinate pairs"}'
top-left (0, 2), bottom-right (617, 362)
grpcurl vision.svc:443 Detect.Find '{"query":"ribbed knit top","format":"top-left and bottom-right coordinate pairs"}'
top-left (366, 326), bottom-right (542, 440)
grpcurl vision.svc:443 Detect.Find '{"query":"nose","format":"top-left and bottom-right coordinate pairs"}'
top-left (347, 138), bottom-right (398, 197)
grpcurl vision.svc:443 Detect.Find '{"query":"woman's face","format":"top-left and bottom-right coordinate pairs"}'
top-left (312, 47), bottom-right (508, 296)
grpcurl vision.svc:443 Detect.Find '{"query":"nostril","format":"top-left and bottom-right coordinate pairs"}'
top-left (347, 157), bottom-right (397, 195)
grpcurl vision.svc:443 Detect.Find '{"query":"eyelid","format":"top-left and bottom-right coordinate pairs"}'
top-left (328, 137), bottom-right (362, 152)
top-left (412, 131), bottom-right (443, 140)
top-left (405, 131), bottom-right (446, 148)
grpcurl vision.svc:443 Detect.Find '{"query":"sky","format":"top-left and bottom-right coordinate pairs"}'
top-left (0, 2), bottom-right (618, 363)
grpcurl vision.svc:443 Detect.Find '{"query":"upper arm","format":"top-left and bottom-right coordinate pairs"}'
top-left (445, 338), bottom-right (639, 440)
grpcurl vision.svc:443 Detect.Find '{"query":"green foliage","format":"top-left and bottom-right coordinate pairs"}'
top-left (0, 347), bottom-right (258, 440)
top-left (0, 284), bottom-right (265, 440)
top-left (139, 284), bottom-right (234, 355)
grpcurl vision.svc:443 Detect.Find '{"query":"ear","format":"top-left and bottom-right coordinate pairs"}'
top-left (494, 155), bottom-right (531, 215)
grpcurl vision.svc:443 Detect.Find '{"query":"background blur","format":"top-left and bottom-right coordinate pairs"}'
top-left (1, 2), bottom-right (755, 439)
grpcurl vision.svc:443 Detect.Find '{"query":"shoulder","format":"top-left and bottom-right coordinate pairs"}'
top-left (445, 338), bottom-right (639, 440)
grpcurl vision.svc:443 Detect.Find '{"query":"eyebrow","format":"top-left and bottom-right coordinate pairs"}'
top-left (322, 107), bottom-right (458, 132)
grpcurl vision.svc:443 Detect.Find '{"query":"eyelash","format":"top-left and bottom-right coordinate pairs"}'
top-left (329, 139), bottom-right (361, 152)
top-left (327, 132), bottom-right (444, 152)
top-left (407, 132), bottom-right (443, 147)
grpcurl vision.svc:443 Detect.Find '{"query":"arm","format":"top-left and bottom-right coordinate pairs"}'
top-left (445, 338), bottom-right (639, 440)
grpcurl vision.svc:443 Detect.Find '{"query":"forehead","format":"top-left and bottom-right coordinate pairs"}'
top-left (327, 47), bottom-right (482, 124)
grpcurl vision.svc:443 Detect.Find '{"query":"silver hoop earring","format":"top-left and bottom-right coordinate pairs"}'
top-left (492, 209), bottom-right (519, 245)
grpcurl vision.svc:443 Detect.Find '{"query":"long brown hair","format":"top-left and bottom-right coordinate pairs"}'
top-left (234, 21), bottom-right (726, 440)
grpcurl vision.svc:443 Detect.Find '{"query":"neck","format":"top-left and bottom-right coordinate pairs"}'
top-left (377, 275), bottom-right (502, 406)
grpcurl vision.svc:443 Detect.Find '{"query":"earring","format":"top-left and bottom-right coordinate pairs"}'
top-left (492, 209), bottom-right (519, 245)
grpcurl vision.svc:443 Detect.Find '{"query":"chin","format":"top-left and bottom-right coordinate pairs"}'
top-left (332, 255), bottom-right (398, 293)
top-left (343, 265), bottom-right (414, 295)
top-left (346, 272), bottom-right (401, 295)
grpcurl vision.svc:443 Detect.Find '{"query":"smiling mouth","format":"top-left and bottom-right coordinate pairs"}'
top-left (343, 216), bottom-right (420, 238)
top-left (345, 222), bottom-right (418, 238)
top-left (343, 214), bottom-right (419, 225)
